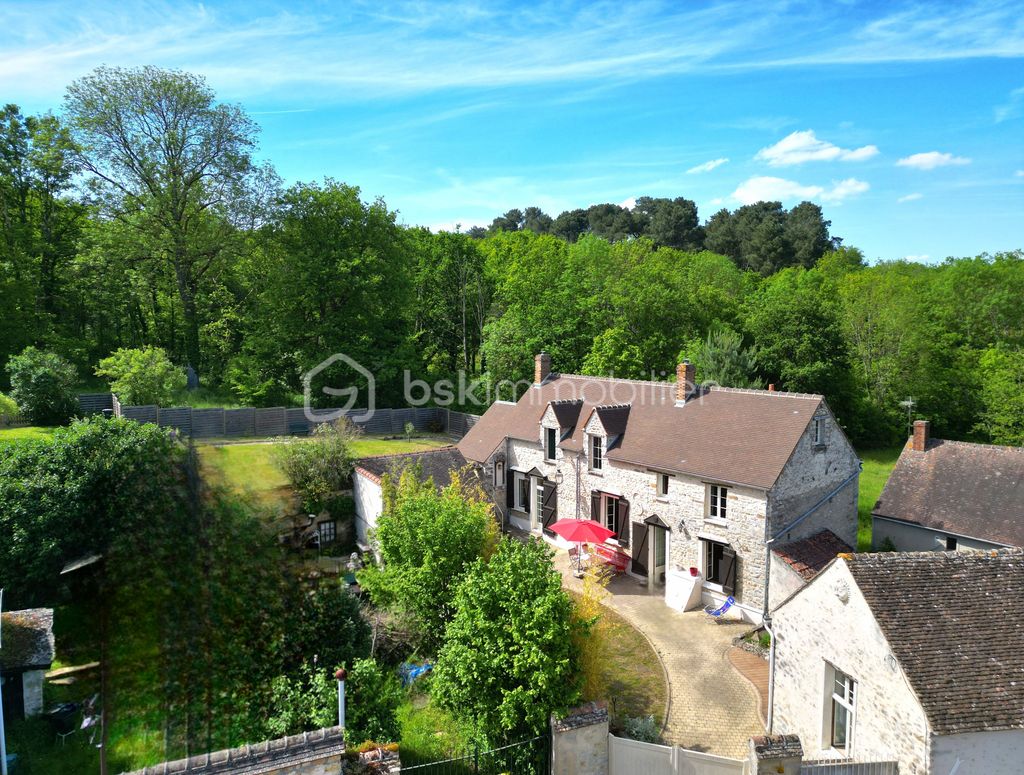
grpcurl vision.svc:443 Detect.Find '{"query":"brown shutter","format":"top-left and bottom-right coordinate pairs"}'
top-left (541, 480), bottom-right (558, 535)
top-left (591, 491), bottom-right (600, 521)
top-left (631, 522), bottom-right (649, 576)
top-left (721, 546), bottom-right (737, 596)
top-left (506, 472), bottom-right (515, 510)
top-left (616, 498), bottom-right (631, 546)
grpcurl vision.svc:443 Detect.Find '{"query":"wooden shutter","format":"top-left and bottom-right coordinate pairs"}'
top-left (541, 480), bottom-right (558, 536)
top-left (616, 498), bottom-right (631, 546)
top-left (506, 472), bottom-right (515, 511)
top-left (591, 491), bottom-right (600, 521)
top-left (721, 546), bottom-right (737, 596)
top-left (631, 522), bottom-right (649, 576)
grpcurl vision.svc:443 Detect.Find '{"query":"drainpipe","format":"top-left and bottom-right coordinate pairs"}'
top-left (763, 614), bottom-right (776, 734)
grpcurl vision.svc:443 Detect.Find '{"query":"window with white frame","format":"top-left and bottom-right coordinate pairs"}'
top-left (604, 494), bottom-right (619, 534)
top-left (590, 435), bottom-right (603, 471)
top-left (545, 426), bottom-right (557, 461)
top-left (828, 666), bottom-right (856, 752)
top-left (707, 484), bottom-right (728, 521)
top-left (494, 460), bottom-right (505, 487)
top-left (514, 472), bottom-right (531, 513)
top-left (656, 472), bottom-right (670, 498)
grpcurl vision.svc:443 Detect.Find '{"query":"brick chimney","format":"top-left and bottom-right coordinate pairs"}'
top-left (534, 352), bottom-right (552, 385)
top-left (768, 384), bottom-right (776, 392)
top-left (676, 359), bottom-right (696, 404)
top-left (912, 419), bottom-right (930, 452)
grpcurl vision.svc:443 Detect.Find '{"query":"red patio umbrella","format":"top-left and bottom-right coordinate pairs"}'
top-left (548, 518), bottom-right (615, 544)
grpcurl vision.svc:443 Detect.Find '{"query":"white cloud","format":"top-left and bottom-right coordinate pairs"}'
top-left (995, 87), bottom-right (1024, 123)
top-left (1016, 170), bottom-right (1024, 177)
top-left (687, 158), bottom-right (729, 174)
top-left (896, 151), bottom-right (971, 170)
top-left (619, 196), bottom-right (637, 210)
top-left (755, 130), bottom-right (879, 166)
top-left (905, 254), bottom-right (931, 263)
top-left (731, 176), bottom-right (869, 205)
top-left (897, 192), bottom-right (923, 203)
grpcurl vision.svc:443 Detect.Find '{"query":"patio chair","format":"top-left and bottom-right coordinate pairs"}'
top-left (704, 595), bottom-right (736, 623)
top-left (47, 702), bottom-right (80, 745)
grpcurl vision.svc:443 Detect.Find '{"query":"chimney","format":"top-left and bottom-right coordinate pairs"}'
top-left (768, 384), bottom-right (776, 392)
top-left (676, 359), bottom-right (696, 404)
top-left (534, 352), bottom-right (552, 385)
top-left (912, 420), bottom-right (930, 452)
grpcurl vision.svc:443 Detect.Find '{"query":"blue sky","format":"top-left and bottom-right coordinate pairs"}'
top-left (2, 0), bottom-right (1022, 262)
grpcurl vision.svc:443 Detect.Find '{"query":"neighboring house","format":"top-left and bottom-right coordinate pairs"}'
top-left (352, 446), bottom-right (471, 546)
top-left (768, 529), bottom-right (853, 610)
top-left (457, 352), bottom-right (860, 622)
top-left (771, 548), bottom-right (1024, 775)
top-left (0, 608), bottom-right (55, 720)
top-left (873, 420), bottom-right (1024, 552)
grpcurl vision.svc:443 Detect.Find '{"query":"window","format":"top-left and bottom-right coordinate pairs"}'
top-left (591, 435), bottom-right (603, 471)
top-left (545, 427), bottom-right (557, 461)
top-left (494, 461), bottom-right (505, 487)
top-left (703, 539), bottom-right (736, 594)
top-left (318, 520), bottom-right (337, 545)
top-left (657, 473), bottom-right (670, 498)
top-left (708, 484), bottom-right (728, 521)
top-left (829, 667), bottom-right (856, 751)
top-left (514, 472), bottom-right (531, 513)
top-left (946, 536), bottom-right (958, 551)
top-left (604, 495), bottom-right (619, 534)
top-left (813, 417), bottom-right (825, 445)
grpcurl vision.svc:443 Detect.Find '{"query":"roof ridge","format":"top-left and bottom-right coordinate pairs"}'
top-left (928, 438), bottom-right (1024, 454)
top-left (558, 373), bottom-right (675, 389)
top-left (354, 445), bottom-right (456, 462)
top-left (847, 547), bottom-right (1024, 564)
top-left (595, 402), bottom-right (632, 410)
top-left (708, 385), bottom-right (823, 400)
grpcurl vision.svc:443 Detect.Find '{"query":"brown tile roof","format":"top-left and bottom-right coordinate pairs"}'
top-left (0, 608), bottom-right (55, 671)
top-left (593, 404), bottom-right (631, 438)
top-left (846, 549), bottom-right (1024, 735)
top-left (772, 529), bottom-right (853, 580)
top-left (355, 447), bottom-right (471, 490)
top-left (458, 373), bottom-right (822, 489)
top-left (550, 399), bottom-right (584, 430)
top-left (873, 438), bottom-right (1024, 547)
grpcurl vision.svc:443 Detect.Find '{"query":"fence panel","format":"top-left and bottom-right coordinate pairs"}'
top-left (122, 405), bottom-right (159, 424)
top-left (254, 407), bottom-right (287, 437)
top-left (191, 408), bottom-right (225, 437)
top-left (609, 735), bottom-right (674, 775)
top-left (77, 392), bottom-right (114, 415)
top-left (224, 408), bottom-right (255, 437)
top-left (390, 407), bottom-right (415, 435)
top-left (801, 761), bottom-right (898, 775)
top-left (157, 407), bottom-right (192, 434)
top-left (286, 408), bottom-right (312, 436)
top-left (676, 747), bottom-right (747, 775)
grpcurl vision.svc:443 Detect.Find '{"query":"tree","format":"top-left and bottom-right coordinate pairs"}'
top-left (689, 328), bottom-right (760, 388)
top-left (275, 419), bottom-right (360, 513)
top-left (586, 203), bottom-right (636, 242)
top-left (6, 346), bottom-right (78, 424)
top-left (550, 208), bottom-right (589, 243)
top-left (265, 661), bottom-right (337, 738)
top-left (634, 196), bottom-right (703, 250)
top-left (785, 201), bottom-right (832, 267)
top-left (65, 66), bottom-right (264, 372)
top-left (346, 658), bottom-right (403, 744)
top-left (95, 346), bottom-right (187, 405)
top-left (359, 468), bottom-right (498, 649)
top-left (432, 539), bottom-right (581, 743)
top-left (521, 206), bottom-right (553, 234)
top-left (488, 208), bottom-right (524, 233)
top-left (974, 347), bottom-right (1024, 445)
top-left (0, 392), bottom-right (20, 425)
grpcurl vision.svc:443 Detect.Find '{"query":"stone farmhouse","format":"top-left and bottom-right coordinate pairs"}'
top-left (872, 420), bottom-right (1024, 552)
top-left (771, 548), bottom-right (1024, 775)
top-left (456, 353), bottom-right (861, 622)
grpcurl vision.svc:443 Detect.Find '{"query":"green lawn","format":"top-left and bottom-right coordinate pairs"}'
top-left (0, 425), bottom-right (56, 443)
top-left (856, 446), bottom-right (904, 551)
top-left (197, 436), bottom-right (452, 510)
top-left (398, 683), bottom-right (476, 764)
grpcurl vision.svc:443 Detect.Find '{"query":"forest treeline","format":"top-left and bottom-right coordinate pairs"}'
top-left (2, 67), bottom-right (1022, 448)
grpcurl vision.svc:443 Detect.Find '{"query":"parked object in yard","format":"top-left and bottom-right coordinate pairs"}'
top-left (399, 662), bottom-right (432, 687)
top-left (704, 596), bottom-right (735, 622)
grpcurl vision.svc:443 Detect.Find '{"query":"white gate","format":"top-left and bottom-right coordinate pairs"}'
top-left (609, 735), bottom-right (746, 775)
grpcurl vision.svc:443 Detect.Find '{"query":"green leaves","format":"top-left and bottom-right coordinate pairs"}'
top-left (6, 346), bottom-right (79, 425)
top-left (95, 346), bottom-right (187, 405)
top-left (274, 419), bottom-right (359, 513)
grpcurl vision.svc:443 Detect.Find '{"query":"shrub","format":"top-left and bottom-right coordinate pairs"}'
top-left (95, 346), bottom-right (187, 405)
top-left (346, 658), bottom-right (403, 745)
top-left (6, 346), bottom-right (79, 425)
top-left (275, 419), bottom-right (360, 512)
top-left (622, 715), bottom-right (659, 743)
top-left (758, 631), bottom-right (771, 650)
top-left (403, 420), bottom-right (414, 440)
top-left (0, 392), bottom-right (19, 425)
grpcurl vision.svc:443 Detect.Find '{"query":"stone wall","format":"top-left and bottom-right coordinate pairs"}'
top-left (772, 561), bottom-right (930, 774)
top-left (551, 701), bottom-right (609, 775)
top-left (930, 729), bottom-right (1024, 775)
top-left (122, 726), bottom-right (351, 775)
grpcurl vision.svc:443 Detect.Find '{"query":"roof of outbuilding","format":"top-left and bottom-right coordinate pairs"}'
top-left (0, 608), bottom-right (55, 671)
top-left (772, 529), bottom-right (853, 581)
top-left (872, 438), bottom-right (1024, 547)
top-left (355, 446), bottom-right (471, 490)
top-left (845, 548), bottom-right (1024, 736)
top-left (458, 373), bottom-right (823, 489)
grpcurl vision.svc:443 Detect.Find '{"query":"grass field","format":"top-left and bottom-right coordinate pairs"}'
top-left (197, 435), bottom-right (452, 510)
top-left (856, 446), bottom-right (904, 550)
top-left (0, 425), bottom-right (56, 443)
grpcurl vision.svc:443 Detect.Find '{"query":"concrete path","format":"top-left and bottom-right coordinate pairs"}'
top-left (728, 648), bottom-right (770, 725)
top-left (555, 552), bottom-right (765, 758)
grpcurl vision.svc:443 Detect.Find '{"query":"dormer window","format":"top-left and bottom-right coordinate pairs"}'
top-left (545, 427), bottom-right (557, 461)
top-left (657, 472), bottom-right (670, 498)
top-left (590, 435), bottom-right (603, 471)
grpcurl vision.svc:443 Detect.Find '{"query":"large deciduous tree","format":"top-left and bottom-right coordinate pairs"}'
top-left (64, 66), bottom-right (264, 373)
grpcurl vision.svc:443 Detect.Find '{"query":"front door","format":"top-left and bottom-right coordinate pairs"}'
top-left (648, 526), bottom-right (669, 589)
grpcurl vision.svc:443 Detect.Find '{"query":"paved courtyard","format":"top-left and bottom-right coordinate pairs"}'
top-left (555, 551), bottom-right (765, 758)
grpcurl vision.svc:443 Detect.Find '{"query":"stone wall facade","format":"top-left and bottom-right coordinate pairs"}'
top-left (772, 561), bottom-right (930, 775)
top-left (500, 399), bottom-right (858, 622)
